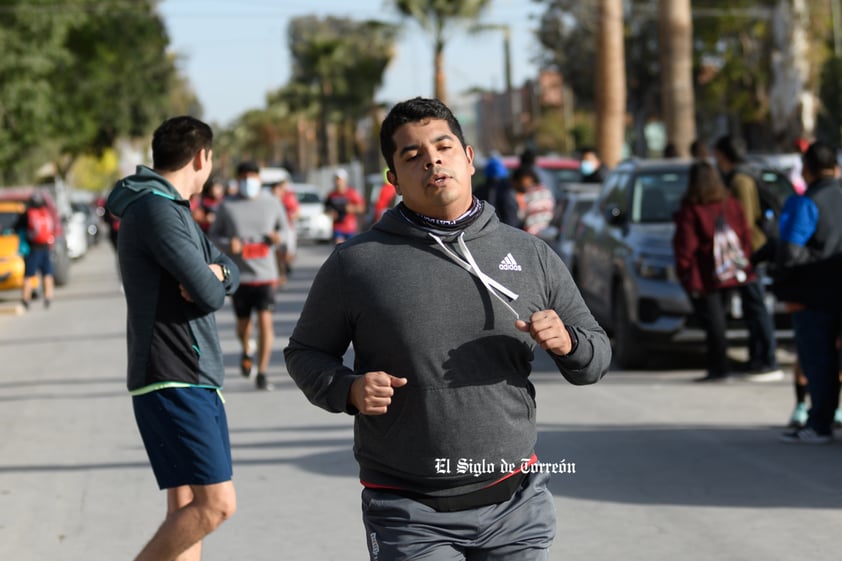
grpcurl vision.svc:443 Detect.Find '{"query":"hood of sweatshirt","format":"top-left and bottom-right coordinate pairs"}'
top-left (107, 165), bottom-right (183, 218)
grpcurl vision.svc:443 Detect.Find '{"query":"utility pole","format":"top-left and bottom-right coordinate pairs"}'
top-left (471, 23), bottom-right (517, 146)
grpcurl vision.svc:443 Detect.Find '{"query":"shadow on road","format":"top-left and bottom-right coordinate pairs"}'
top-left (537, 423), bottom-right (842, 510)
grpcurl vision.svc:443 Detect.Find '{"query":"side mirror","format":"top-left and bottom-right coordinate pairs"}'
top-left (605, 205), bottom-right (625, 226)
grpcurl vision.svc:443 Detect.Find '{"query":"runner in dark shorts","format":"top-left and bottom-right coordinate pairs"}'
top-left (231, 283), bottom-right (275, 319)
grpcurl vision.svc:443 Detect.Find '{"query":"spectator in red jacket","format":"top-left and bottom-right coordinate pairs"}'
top-left (672, 161), bottom-right (767, 382)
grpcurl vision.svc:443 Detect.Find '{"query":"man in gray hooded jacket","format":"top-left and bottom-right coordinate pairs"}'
top-left (108, 116), bottom-right (240, 561)
top-left (284, 98), bottom-right (610, 560)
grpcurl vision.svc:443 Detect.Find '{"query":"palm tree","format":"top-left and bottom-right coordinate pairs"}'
top-left (595, 0), bottom-right (626, 167)
top-left (659, 0), bottom-right (695, 157)
top-left (393, 0), bottom-right (492, 103)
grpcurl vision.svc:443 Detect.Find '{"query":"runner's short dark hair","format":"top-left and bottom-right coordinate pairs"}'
top-left (379, 97), bottom-right (467, 171)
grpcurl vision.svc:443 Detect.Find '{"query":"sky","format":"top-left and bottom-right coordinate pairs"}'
top-left (158, 0), bottom-right (544, 126)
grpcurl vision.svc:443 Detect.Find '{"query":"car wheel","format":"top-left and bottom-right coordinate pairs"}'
top-left (612, 284), bottom-right (648, 369)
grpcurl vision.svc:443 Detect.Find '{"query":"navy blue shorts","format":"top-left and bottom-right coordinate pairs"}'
top-left (24, 247), bottom-right (54, 277)
top-left (133, 387), bottom-right (232, 490)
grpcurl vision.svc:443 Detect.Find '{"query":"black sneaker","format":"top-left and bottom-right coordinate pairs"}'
top-left (693, 373), bottom-right (731, 383)
top-left (21, 300), bottom-right (29, 311)
top-left (779, 427), bottom-right (832, 444)
top-left (43, 299), bottom-right (51, 310)
top-left (255, 373), bottom-right (273, 391)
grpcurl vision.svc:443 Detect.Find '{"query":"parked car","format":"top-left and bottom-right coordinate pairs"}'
top-left (291, 183), bottom-right (333, 243)
top-left (71, 201), bottom-right (101, 247)
top-left (0, 200), bottom-right (28, 291)
top-left (0, 187), bottom-right (71, 286)
top-left (551, 184), bottom-right (601, 271)
top-left (65, 203), bottom-right (89, 259)
top-left (571, 158), bottom-right (795, 369)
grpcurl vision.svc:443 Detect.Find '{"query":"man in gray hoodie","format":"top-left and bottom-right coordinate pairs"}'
top-left (107, 116), bottom-right (240, 561)
top-left (284, 97), bottom-right (611, 560)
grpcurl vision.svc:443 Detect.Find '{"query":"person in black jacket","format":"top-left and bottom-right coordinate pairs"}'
top-left (775, 140), bottom-right (842, 444)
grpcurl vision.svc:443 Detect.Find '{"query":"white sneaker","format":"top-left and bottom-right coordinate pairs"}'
top-left (743, 368), bottom-right (785, 382)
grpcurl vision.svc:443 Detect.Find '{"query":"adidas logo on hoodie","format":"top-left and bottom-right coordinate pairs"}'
top-left (499, 253), bottom-right (522, 271)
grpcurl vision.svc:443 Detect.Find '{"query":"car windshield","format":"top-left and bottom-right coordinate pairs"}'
top-left (630, 170), bottom-right (688, 223)
top-left (297, 192), bottom-right (321, 204)
top-left (0, 211), bottom-right (20, 234)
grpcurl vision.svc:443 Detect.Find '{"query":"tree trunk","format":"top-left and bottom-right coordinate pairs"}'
top-left (659, 0), bottom-right (696, 158)
top-left (769, 0), bottom-right (813, 146)
top-left (596, 0), bottom-right (626, 167)
top-left (434, 35), bottom-right (447, 103)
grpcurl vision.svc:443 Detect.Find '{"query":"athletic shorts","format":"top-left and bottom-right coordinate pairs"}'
top-left (361, 471), bottom-right (556, 560)
top-left (133, 387), bottom-right (232, 490)
top-left (333, 229), bottom-right (355, 242)
top-left (232, 283), bottom-right (275, 319)
top-left (24, 247), bottom-right (54, 277)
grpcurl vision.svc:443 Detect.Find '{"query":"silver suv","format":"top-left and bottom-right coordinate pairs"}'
top-left (571, 158), bottom-right (794, 369)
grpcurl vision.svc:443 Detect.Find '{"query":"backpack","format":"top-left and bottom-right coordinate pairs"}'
top-left (713, 209), bottom-right (749, 285)
top-left (26, 206), bottom-right (55, 245)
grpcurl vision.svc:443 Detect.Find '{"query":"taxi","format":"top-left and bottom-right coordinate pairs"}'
top-left (0, 200), bottom-right (27, 291)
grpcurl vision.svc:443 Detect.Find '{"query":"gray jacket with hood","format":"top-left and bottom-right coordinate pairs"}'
top-left (284, 203), bottom-right (610, 497)
top-left (108, 166), bottom-right (240, 392)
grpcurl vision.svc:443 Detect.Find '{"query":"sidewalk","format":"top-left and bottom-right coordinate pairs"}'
top-left (1, 242), bottom-right (840, 561)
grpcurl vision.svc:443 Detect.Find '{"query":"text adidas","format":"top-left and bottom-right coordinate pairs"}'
top-left (499, 253), bottom-right (522, 271)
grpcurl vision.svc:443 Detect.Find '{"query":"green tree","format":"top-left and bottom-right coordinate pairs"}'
top-left (0, 0), bottom-right (81, 183)
top-left (392, 0), bottom-right (492, 103)
top-left (49, 0), bottom-right (177, 177)
top-left (0, 0), bottom-right (187, 184)
top-left (275, 16), bottom-right (397, 167)
top-left (533, 0), bottom-right (660, 155)
top-left (533, 0), bottom-right (834, 152)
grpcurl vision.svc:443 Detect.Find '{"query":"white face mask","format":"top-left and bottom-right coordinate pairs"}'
top-left (580, 160), bottom-right (596, 177)
top-left (240, 177), bottom-right (262, 198)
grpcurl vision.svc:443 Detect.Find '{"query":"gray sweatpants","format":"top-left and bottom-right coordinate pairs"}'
top-left (361, 472), bottom-right (556, 561)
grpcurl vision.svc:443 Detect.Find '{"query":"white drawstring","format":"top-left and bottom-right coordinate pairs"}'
top-left (429, 232), bottom-right (521, 320)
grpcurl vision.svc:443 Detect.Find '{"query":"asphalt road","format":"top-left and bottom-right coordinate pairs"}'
top-left (1, 239), bottom-right (840, 561)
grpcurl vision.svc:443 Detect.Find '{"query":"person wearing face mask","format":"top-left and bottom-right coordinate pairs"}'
top-left (210, 161), bottom-right (288, 390)
top-left (578, 146), bottom-right (607, 184)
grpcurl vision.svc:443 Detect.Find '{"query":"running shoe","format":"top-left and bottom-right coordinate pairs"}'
top-left (240, 353), bottom-right (254, 378)
top-left (779, 427), bottom-right (832, 444)
top-left (255, 373), bottom-right (274, 391)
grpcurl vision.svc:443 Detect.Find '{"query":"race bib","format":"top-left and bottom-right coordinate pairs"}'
top-left (242, 242), bottom-right (269, 260)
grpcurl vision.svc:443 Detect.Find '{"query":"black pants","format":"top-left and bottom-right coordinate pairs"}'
top-left (739, 280), bottom-right (777, 370)
top-left (691, 291), bottom-right (729, 377)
